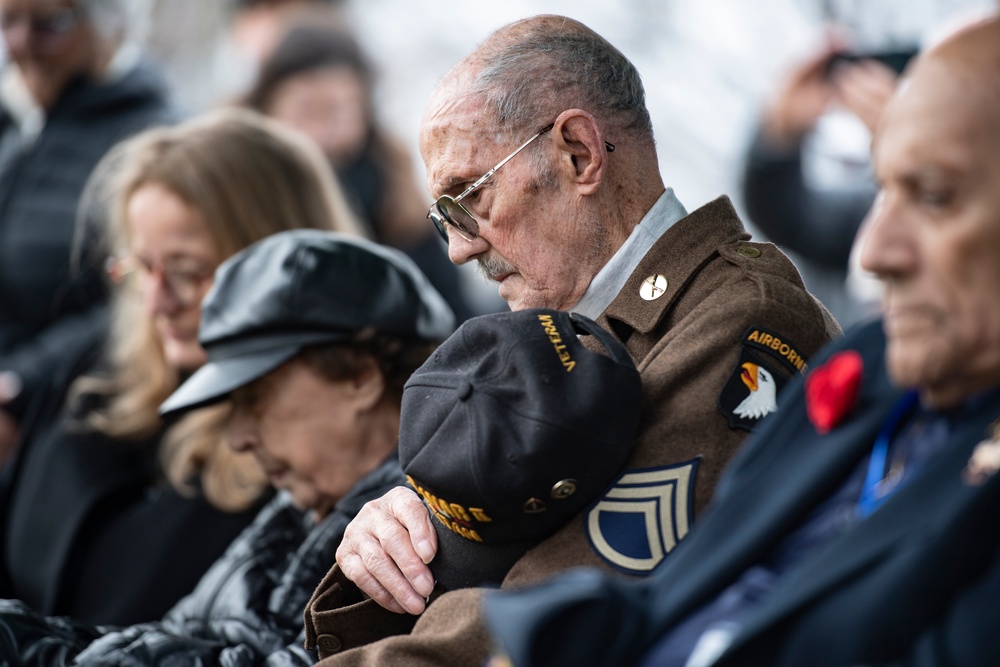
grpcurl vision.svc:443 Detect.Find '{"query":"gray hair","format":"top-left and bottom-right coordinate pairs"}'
top-left (468, 16), bottom-right (653, 142)
top-left (81, 0), bottom-right (151, 48)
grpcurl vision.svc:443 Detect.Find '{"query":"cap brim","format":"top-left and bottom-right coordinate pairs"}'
top-left (160, 345), bottom-right (301, 417)
top-left (429, 515), bottom-right (537, 592)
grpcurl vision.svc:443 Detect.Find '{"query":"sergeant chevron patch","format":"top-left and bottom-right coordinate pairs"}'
top-left (585, 459), bottom-right (699, 575)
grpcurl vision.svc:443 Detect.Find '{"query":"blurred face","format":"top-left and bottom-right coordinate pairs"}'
top-left (266, 66), bottom-right (369, 166)
top-left (227, 358), bottom-right (380, 517)
top-left (860, 56), bottom-right (1000, 409)
top-left (0, 0), bottom-right (100, 108)
top-left (419, 97), bottom-right (610, 312)
top-left (125, 183), bottom-right (221, 372)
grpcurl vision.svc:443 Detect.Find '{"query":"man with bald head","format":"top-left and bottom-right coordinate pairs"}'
top-left (301, 14), bottom-right (836, 666)
top-left (485, 15), bottom-right (1000, 667)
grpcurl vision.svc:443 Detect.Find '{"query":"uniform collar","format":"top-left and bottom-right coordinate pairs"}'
top-left (571, 188), bottom-right (687, 320)
top-left (600, 195), bottom-right (750, 337)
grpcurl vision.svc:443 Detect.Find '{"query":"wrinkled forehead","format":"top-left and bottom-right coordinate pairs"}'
top-left (419, 94), bottom-right (503, 196)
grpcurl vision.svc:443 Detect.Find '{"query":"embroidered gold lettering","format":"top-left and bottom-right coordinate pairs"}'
top-left (537, 314), bottom-right (576, 372)
top-left (745, 329), bottom-right (808, 374)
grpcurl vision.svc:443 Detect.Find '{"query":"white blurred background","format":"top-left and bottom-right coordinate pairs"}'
top-left (137, 0), bottom-right (994, 312)
top-left (146, 0), bottom-right (994, 216)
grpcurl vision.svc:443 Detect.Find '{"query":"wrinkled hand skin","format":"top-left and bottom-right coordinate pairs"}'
top-left (336, 486), bottom-right (439, 615)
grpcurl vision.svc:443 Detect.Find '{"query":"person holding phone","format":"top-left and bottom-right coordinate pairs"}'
top-left (740, 37), bottom-right (909, 328)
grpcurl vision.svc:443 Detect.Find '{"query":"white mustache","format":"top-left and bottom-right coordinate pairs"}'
top-left (476, 255), bottom-right (517, 282)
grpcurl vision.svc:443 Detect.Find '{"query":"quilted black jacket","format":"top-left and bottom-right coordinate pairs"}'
top-left (0, 455), bottom-right (405, 666)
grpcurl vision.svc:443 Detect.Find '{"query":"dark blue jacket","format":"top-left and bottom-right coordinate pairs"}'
top-left (0, 61), bottom-right (175, 417)
top-left (487, 320), bottom-right (1000, 667)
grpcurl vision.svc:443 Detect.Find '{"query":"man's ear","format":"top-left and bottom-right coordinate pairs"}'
top-left (551, 109), bottom-right (610, 195)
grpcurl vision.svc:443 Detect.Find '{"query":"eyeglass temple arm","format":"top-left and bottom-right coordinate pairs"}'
top-left (453, 124), bottom-right (614, 201)
top-left (454, 124), bottom-right (555, 201)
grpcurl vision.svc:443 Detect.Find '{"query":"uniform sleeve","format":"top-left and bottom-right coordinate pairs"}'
top-left (314, 588), bottom-right (492, 667)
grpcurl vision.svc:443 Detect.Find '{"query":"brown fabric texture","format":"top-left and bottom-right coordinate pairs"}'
top-left (304, 196), bottom-right (842, 666)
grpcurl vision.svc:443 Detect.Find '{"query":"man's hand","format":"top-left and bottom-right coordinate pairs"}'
top-left (761, 44), bottom-right (841, 147)
top-left (336, 486), bottom-right (438, 615)
top-left (832, 58), bottom-right (898, 133)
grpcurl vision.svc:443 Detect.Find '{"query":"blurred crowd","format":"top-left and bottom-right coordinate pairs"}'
top-left (0, 1), bottom-right (999, 666)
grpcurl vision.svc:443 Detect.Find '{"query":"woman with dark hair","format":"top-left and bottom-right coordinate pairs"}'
top-left (245, 23), bottom-right (481, 322)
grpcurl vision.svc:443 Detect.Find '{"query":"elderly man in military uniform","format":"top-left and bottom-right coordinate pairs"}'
top-left (485, 14), bottom-right (1000, 667)
top-left (301, 14), bottom-right (840, 666)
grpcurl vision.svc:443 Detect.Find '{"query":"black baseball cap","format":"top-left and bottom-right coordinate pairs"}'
top-left (399, 309), bottom-right (642, 590)
top-left (160, 230), bottom-right (455, 416)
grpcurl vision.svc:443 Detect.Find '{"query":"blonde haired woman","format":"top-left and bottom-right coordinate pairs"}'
top-left (0, 108), bottom-right (360, 625)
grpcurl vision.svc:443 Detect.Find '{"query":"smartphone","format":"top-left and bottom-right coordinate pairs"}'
top-left (827, 49), bottom-right (918, 76)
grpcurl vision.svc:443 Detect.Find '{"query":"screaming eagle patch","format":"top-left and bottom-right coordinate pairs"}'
top-left (585, 459), bottom-right (698, 575)
top-left (718, 326), bottom-right (807, 431)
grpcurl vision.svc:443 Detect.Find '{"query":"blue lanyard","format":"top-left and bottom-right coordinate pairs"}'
top-left (856, 390), bottom-right (920, 519)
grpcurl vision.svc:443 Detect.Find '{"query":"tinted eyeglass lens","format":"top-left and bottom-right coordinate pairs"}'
top-left (430, 197), bottom-right (479, 243)
top-left (428, 204), bottom-right (450, 241)
top-left (440, 198), bottom-right (478, 239)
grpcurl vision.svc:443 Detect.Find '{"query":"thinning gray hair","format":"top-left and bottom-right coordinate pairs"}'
top-left (468, 17), bottom-right (653, 142)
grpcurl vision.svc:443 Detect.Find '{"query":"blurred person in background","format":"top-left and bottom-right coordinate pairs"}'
top-left (206, 0), bottom-right (345, 106)
top-left (227, 0), bottom-right (343, 69)
top-left (0, 230), bottom-right (453, 666)
top-left (245, 23), bottom-right (478, 322)
top-left (0, 0), bottom-right (176, 463)
top-left (740, 37), bottom-right (904, 327)
top-left (0, 108), bottom-right (360, 626)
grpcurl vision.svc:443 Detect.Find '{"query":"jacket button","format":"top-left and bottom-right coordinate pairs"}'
top-left (317, 634), bottom-right (342, 654)
top-left (736, 246), bottom-right (762, 258)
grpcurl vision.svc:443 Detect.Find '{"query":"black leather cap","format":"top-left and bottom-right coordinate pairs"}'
top-left (160, 230), bottom-right (455, 416)
top-left (399, 309), bottom-right (641, 590)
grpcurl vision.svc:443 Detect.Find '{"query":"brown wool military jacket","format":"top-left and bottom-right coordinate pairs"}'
top-left (303, 196), bottom-right (842, 666)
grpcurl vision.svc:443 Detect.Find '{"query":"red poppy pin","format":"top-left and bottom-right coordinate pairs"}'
top-left (805, 350), bottom-right (863, 434)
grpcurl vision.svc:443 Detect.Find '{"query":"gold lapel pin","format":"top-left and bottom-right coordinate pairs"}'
top-left (640, 274), bottom-right (668, 301)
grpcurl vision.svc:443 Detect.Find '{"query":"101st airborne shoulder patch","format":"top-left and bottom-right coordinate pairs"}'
top-left (718, 326), bottom-right (808, 431)
top-left (585, 459), bottom-right (699, 575)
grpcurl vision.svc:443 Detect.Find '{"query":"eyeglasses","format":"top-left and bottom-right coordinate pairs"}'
top-left (0, 6), bottom-right (83, 42)
top-left (427, 123), bottom-right (616, 243)
top-left (105, 255), bottom-right (215, 309)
